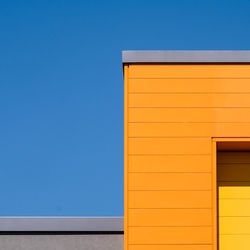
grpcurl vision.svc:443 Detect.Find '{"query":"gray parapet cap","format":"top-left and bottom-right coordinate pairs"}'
top-left (122, 50), bottom-right (250, 63)
top-left (0, 217), bottom-right (124, 231)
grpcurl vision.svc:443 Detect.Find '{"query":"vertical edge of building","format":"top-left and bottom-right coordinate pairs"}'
top-left (124, 63), bottom-right (129, 250)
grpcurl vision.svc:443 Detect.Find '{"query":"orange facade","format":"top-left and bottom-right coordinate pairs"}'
top-left (124, 63), bottom-right (250, 250)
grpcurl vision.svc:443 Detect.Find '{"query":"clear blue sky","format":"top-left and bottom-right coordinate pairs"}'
top-left (0, 0), bottom-right (250, 216)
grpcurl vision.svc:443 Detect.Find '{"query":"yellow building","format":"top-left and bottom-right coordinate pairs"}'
top-left (123, 50), bottom-right (250, 250)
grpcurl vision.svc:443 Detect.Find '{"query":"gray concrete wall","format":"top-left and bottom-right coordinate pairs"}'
top-left (0, 234), bottom-right (123, 250)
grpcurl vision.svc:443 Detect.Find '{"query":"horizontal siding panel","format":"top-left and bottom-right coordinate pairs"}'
top-left (129, 107), bottom-right (250, 123)
top-left (219, 199), bottom-right (250, 216)
top-left (128, 155), bottom-right (211, 173)
top-left (218, 186), bottom-right (250, 199)
top-left (218, 152), bottom-right (250, 164)
top-left (129, 65), bottom-right (250, 78)
top-left (129, 173), bottom-right (211, 190)
top-left (129, 123), bottom-right (250, 137)
top-left (129, 78), bottom-right (250, 93)
top-left (129, 208), bottom-right (212, 226)
top-left (220, 235), bottom-right (250, 250)
top-left (128, 226), bottom-right (212, 244)
top-left (129, 93), bottom-right (250, 108)
top-left (129, 138), bottom-right (211, 155)
top-left (129, 245), bottom-right (212, 250)
top-left (220, 217), bottom-right (250, 234)
top-left (129, 191), bottom-right (211, 208)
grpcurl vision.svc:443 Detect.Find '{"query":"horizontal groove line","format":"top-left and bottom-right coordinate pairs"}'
top-left (129, 190), bottom-right (210, 192)
top-left (218, 181), bottom-right (250, 182)
top-left (129, 77), bottom-right (250, 80)
top-left (129, 190), bottom-right (212, 191)
top-left (129, 208), bottom-right (211, 210)
top-left (219, 165), bottom-right (250, 166)
top-left (220, 216), bottom-right (250, 217)
top-left (129, 154), bottom-right (211, 156)
top-left (220, 234), bottom-right (250, 235)
top-left (129, 122), bottom-right (250, 124)
top-left (129, 136), bottom-right (210, 137)
top-left (129, 208), bottom-right (212, 209)
top-left (218, 163), bottom-right (250, 165)
top-left (129, 92), bottom-right (250, 94)
top-left (219, 166), bottom-right (250, 167)
top-left (129, 226), bottom-right (212, 228)
top-left (128, 172), bottom-right (212, 174)
top-left (129, 138), bottom-right (210, 139)
top-left (129, 107), bottom-right (250, 109)
top-left (219, 198), bottom-right (250, 200)
top-left (129, 137), bottom-right (210, 138)
top-left (129, 244), bottom-right (212, 245)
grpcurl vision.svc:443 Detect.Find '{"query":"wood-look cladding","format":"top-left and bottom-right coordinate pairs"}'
top-left (124, 64), bottom-right (250, 250)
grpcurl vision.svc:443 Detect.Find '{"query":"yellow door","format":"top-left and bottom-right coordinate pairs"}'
top-left (218, 152), bottom-right (250, 250)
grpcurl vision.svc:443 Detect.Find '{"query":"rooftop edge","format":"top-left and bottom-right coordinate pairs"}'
top-left (122, 50), bottom-right (250, 63)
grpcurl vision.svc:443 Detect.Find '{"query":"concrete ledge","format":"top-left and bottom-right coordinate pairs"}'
top-left (0, 235), bottom-right (124, 250)
top-left (122, 50), bottom-right (250, 63)
top-left (0, 217), bottom-right (124, 231)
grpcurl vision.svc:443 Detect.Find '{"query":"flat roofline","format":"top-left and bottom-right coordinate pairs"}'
top-left (0, 217), bottom-right (123, 232)
top-left (122, 50), bottom-right (250, 63)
